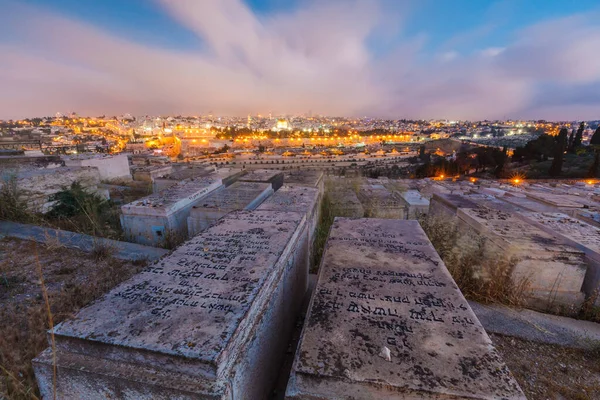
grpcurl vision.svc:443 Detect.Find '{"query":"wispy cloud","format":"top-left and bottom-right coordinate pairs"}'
top-left (0, 0), bottom-right (599, 120)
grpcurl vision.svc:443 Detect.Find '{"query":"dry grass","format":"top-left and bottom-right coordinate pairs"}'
top-left (0, 238), bottom-right (145, 399)
top-left (419, 214), bottom-right (530, 306)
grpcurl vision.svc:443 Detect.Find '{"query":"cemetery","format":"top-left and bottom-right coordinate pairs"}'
top-left (4, 171), bottom-right (600, 399)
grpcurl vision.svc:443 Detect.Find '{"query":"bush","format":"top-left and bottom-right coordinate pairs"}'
top-left (0, 175), bottom-right (34, 223)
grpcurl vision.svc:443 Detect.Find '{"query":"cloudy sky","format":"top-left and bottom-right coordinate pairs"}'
top-left (1, 0), bottom-right (600, 120)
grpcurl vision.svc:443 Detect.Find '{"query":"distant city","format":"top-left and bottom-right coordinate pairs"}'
top-left (2, 113), bottom-right (598, 159)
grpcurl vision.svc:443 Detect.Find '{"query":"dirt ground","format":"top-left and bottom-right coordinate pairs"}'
top-left (0, 237), bottom-right (145, 399)
top-left (491, 333), bottom-right (600, 400)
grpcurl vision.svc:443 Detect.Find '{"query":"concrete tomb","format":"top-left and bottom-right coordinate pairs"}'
top-left (63, 153), bottom-right (132, 181)
top-left (121, 170), bottom-right (240, 246)
top-left (187, 181), bottom-right (274, 236)
top-left (238, 169), bottom-right (284, 190)
top-left (457, 208), bottom-right (587, 310)
top-left (399, 190), bottom-right (430, 219)
top-left (286, 218), bottom-right (525, 399)
top-left (358, 184), bottom-right (406, 219)
top-left (34, 210), bottom-right (307, 400)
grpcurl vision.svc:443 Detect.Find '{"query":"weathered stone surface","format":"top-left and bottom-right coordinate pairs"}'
top-left (283, 170), bottom-right (324, 191)
top-left (238, 168), bottom-right (284, 190)
top-left (34, 210), bottom-right (307, 399)
top-left (502, 195), bottom-right (561, 213)
top-left (399, 190), bottom-right (430, 219)
top-left (519, 212), bottom-right (600, 299)
top-left (187, 181), bottom-right (273, 236)
top-left (428, 193), bottom-right (479, 218)
top-left (121, 170), bottom-right (241, 246)
top-left (457, 208), bottom-right (587, 310)
top-left (358, 184), bottom-right (406, 219)
top-left (330, 187), bottom-right (364, 218)
top-left (526, 191), bottom-right (584, 208)
top-left (286, 218), bottom-right (525, 399)
top-left (258, 185), bottom-right (321, 275)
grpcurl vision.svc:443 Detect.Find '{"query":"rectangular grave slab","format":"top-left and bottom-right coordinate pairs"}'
top-left (399, 190), bottom-right (430, 219)
top-left (34, 211), bottom-right (307, 400)
top-left (358, 184), bottom-right (406, 219)
top-left (428, 193), bottom-right (480, 218)
top-left (238, 169), bottom-right (284, 190)
top-left (526, 192), bottom-right (584, 208)
top-left (187, 181), bottom-right (274, 236)
top-left (283, 170), bottom-right (324, 193)
top-left (258, 185), bottom-right (321, 276)
top-left (286, 218), bottom-right (525, 399)
top-left (330, 187), bottom-right (364, 218)
top-left (121, 169), bottom-right (243, 246)
top-left (519, 212), bottom-right (600, 301)
top-left (457, 208), bottom-right (587, 310)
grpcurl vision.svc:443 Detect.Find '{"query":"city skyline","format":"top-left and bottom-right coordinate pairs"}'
top-left (2, 0), bottom-right (600, 120)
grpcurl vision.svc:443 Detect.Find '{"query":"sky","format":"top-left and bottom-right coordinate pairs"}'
top-left (1, 0), bottom-right (600, 121)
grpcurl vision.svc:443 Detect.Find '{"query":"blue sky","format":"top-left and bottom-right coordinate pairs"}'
top-left (2, 0), bottom-right (600, 119)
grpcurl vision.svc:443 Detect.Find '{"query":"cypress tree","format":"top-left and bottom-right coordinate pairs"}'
top-left (590, 126), bottom-right (600, 146)
top-left (549, 128), bottom-right (568, 177)
top-left (574, 122), bottom-right (585, 150)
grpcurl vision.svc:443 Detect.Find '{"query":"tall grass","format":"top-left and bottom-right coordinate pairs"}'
top-left (419, 214), bottom-right (530, 306)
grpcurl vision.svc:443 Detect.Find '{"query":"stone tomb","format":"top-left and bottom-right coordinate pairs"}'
top-left (519, 212), bottom-right (600, 301)
top-left (34, 211), bottom-right (307, 400)
top-left (283, 170), bottom-right (324, 193)
top-left (121, 170), bottom-right (241, 246)
top-left (399, 189), bottom-right (430, 219)
top-left (428, 193), bottom-right (480, 218)
top-left (358, 184), bottom-right (406, 219)
top-left (330, 187), bottom-right (365, 218)
top-left (238, 168), bottom-right (284, 190)
top-left (187, 181), bottom-right (274, 236)
top-left (286, 218), bottom-right (524, 399)
top-left (457, 208), bottom-right (587, 310)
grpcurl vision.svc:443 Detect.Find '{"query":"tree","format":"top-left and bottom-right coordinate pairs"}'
top-left (587, 126), bottom-right (600, 178)
top-left (590, 126), bottom-right (600, 146)
top-left (573, 122), bottom-right (585, 150)
top-left (548, 128), bottom-right (568, 177)
top-left (567, 130), bottom-right (575, 153)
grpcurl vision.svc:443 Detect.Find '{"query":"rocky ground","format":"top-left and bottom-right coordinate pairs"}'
top-left (0, 237), bottom-right (145, 399)
top-left (491, 333), bottom-right (600, 400)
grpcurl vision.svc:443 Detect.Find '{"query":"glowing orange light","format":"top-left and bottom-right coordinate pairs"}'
top-left (587, 180), bottom-right (594, 185)
top-left (514, 178), bottom-right (520, 184)
top-left (440, 174), bottom-right (445, 179)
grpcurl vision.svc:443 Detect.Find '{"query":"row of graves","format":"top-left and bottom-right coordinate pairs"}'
top-left (328, 178), bottom-right (431, 220)
top-left (426, 179), bottom-right (600, 313)
top-left (121, 169), bottom-right (300, 247)
top-left (33, 213), bottom-right (526, 398)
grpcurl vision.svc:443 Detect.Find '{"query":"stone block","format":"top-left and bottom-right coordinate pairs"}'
top-left (187, 182), bottom-right (273, 236)
top-left (330, 188), bottom-right (364, 218)
top-left (286, 218), bottom-right (525, 399)
top-left (399, 190), bottom-right (429, 219)
top-left (358, 184), bottom-right (406, 219)
top-left (457, 208), bottom-right (587, 310)
top-left (238, 169), bottom-right (284, 190)
top-left (34, 210), bottom-right (307, 400)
